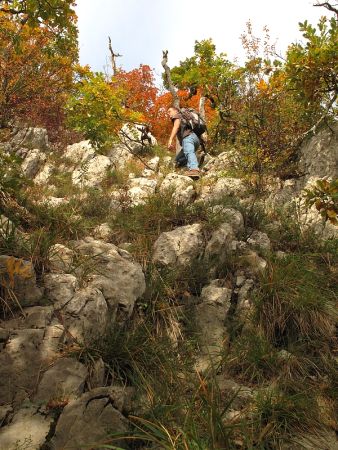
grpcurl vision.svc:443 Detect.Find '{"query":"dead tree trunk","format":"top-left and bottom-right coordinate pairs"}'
top-left (161, 50), bottom-right (180, 108)
top-left (108, 37), bottom-right (122, 76)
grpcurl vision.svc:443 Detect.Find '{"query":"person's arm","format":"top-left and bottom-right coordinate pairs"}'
top-left (167, 118), bottom-right (180, 150)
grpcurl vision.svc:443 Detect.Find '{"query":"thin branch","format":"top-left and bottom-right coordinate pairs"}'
top-left (313, 2), bottom-right (338, 15)
top-left (118, 129), bottom-right (153, 170)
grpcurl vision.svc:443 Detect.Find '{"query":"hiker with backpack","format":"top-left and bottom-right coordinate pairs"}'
top-left (167, 106), bottom-right (207, 179)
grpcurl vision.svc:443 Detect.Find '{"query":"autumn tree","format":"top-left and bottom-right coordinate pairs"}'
top-left (0, 0), bottom-right (78, 130)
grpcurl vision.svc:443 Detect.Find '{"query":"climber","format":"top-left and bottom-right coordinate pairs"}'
top-left (167, 106), bottom-right (201, 179)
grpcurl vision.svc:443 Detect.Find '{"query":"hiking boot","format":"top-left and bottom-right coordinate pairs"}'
top-left (184, 169), bottom-right (200, 179)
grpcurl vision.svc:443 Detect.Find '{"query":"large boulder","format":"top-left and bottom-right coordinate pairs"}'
top-left (63, 140), bottom-right (96, 166)
top-left (73, 238), bottom-right (145, 317)
top-left (159, 173), bottom-right (196, 205)
top-left (21, 149), bottom-right (47, 178)
top-left (34, 357), bottom-right (88, 403)
top-left (49, 387), bottom-right (132, 450)
top-left (61, 287), bottom-right (109, 342)
top-left (200, 177), bottom-right (246, 203)
top-left (152, 223), bottom-right (204, 268)
top-left (205, 223), bottom-right (235, 263)
top-left (0, 406), bottom-right (53, 450)
top-left (43, 273), bottom-right (79, 308)
top-left (10, 127), bottom-right (49, 151)
top-left (72, 154), bottom-right (112, 188)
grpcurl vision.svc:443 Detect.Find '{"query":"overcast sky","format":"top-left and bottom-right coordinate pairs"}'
top-left (75, 0), bottom-right (326, 86)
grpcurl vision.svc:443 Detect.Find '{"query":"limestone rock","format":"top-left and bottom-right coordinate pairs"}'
top-left (147, 156), bottom-right (160, 171)
top-left (0, 329), bottom-right (45, 405)
top-left (34, 162), bottom-right (54, 184)
top-left (49, 387), bottom-right (132, 450)
top-left (107, 143), bottom-right (133, 169)
top-left (21, 306), bottom-right (53, 329)
top-left (0, 406), bottom-right (53, 450)
top-left (74, 238), bottom-right (145, 317)
top-left (205, 223), bottom-right (235, 262)
top-left (160, 173), bottom-right (196, 205)
top-left (127, 177), bottom-right (157, 206)
top-left (208, 206), bottom-right (244, 234)
top-left (247, 230), bottom-right (271, 251)
top-left (0, 215), bottom-right (16, 239)
top-left (200, 177), bottom-right (246, 202)
top-left (93, 223), bottom-right (113, 241)
top-left (62, 287), bottom-right (108, 342)
top-left (10, 127), bottom-right (49, 151)
top-left (40, 196), bottom-right (69, 208)
top-left (64, 140), bottom-right (96, 166)
top-left (195, 280), bottom-right (232, 372)
top-left (152, 223), bottom-right (204, 268)
top-left (48, 243), bottom-right (74, 273)
top-left (43, 273), bottom-right (78, 308)
top-left (21, 148), bottom-right (47, 178)
top-left (72, 154), bottom-right (111, 188)
top-left (0, 255), bottom-right (43, 307)
top-left (34, 357), bottom-right (88, 403)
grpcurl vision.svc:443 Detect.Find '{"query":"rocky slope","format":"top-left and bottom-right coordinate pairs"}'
top-left (0, 125), bottom-right (337, 449)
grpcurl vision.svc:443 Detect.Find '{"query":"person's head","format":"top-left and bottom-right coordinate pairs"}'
top-left (168, 106), bottom-right (179, 119)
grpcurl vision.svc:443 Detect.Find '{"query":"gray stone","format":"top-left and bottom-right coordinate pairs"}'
top-left (209, 206), bottom-right (244, 233)
top-left (34, 357), bottom-right (88, 403)
top-left (247, 230), bottom-right (271, 251)
top-left (43, 273), bottom-right (78, 308)
top-left (48, 243), bottom-right (74, 273)
top-left (195, 281), bottom-right (232, 372)
top-left (74, 238), bottom-right (145, 317)
top-left (50, 387), bottom-right (132, 450)
top-left (0, 215), bottom-right (16, 239)
top-left (152, 223), bottom-right (204, 268)
top-left (93, 223), bottom-right (112, 241)
top-left (22, 306), bottom-right (53, 329)
top-left (62, 287), bottom-right (108, 342)
top-left (200, 177), bottom-right (246, 202)
top-left (21, 149), bottom-right (47, 178)
top-left (160, 173), bottom-right (196, 205)
top-left (10, 127), bottom-right (49, 151)
top-left (147, 156), bottom-right (160, 171)
top-left (64, 140), bottom-right (96, 166)
top-left (34, 162), bottom-right (54, 184)
top-left (72, 154), bottom-right (112, 188)
top-left (205, 223), bottom-right (235, 262)
top-left (0, 406), bottom-right (53, 450)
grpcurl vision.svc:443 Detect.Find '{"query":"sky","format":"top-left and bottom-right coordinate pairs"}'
top-left (75, 0), bottom-right (326, 86)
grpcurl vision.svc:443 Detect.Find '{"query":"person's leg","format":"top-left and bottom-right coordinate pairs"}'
top-left (182, 134), bottom-right (199, 170)
top-left (175, 148), bottom-right (187, 167)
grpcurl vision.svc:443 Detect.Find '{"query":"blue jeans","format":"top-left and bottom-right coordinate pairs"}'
top-left (182, 133), bottom-right (200, 170)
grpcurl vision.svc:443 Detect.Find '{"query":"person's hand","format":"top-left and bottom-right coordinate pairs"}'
top-left (167, 141), bottom-right (175, 151)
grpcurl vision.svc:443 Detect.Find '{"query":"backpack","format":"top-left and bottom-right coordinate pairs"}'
top-left (179, 107), bottom-right (207, 138)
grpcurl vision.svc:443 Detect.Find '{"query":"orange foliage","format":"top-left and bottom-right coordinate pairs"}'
top-left (0, 11), bottom-right (76, 132)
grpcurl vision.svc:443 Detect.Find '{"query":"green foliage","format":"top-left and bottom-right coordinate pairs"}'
top-left (0, 151), bottom-right (23, 196)
top-left (304, 178), bottom-right (338, 225)
top-left (254, 253), bottom-right (337, 348)
top-left (251, 386), bottom-right (321, 447)
top-left (225, 329), bottom-right (280, 384)
top-left (286, 17), bottom-right (338, 112)
top-left (66, 68), bottom-right (142, 149)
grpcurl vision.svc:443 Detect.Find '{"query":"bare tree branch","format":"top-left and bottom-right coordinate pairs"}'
top-left (161, 50), bottom-right (179, 108)
top-left (108, 36), bottom-right (122, 76)
top-left (313, 2), bottom-right (338, 15)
